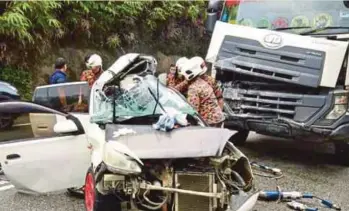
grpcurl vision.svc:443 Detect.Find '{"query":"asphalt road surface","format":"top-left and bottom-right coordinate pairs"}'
top-left (1, 131), bottom-right (349, 211)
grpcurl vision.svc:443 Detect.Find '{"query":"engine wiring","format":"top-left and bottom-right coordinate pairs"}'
top-left (133, 181), bottom-right (169, 210)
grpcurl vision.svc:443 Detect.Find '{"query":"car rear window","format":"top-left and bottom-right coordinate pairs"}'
top-left (33, 82), bottom-right (90, 113)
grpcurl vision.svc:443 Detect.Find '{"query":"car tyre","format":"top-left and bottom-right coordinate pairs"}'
top-left (84, 166), bottom-right (122, 211)
top-left (228, 130), bottom-right (249, 146)
top-left (334, 141), bottom-right (349, 166)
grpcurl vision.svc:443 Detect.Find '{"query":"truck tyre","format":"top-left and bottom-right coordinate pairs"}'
top-left (229, 130), bottom-right (249, 146)
top-left (334, 141), bottom-right (349, 166)
top-left (84, 167), bottom-right (122, 211)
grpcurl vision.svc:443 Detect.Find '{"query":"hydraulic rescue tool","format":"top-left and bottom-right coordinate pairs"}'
top-left (259, 190), bottom-right (341, 210)
top-left (287, 201), bottom-right (318, 211)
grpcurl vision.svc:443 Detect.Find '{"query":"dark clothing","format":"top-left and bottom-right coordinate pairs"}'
top-left (49, 69), bottom-right (67, 84)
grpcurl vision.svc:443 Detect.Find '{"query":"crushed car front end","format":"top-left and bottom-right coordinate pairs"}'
top-left (85, 53), bottom-right (258, 211)
top-left (92, 126), bottom-right (258, 211)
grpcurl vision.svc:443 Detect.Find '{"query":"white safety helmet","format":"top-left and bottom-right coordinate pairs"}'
top-left (191, 56), bottom-right (208, 75)
top-left (175, 57), bottom-right (189, 74)
top-left (86, 54), bottom-right (102, 69)
top-left (181, 56), bottom-right (207, 81)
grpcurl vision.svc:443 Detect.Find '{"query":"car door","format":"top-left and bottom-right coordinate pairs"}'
top-left (31, 81), bottom-right (90, 138)
top-left (0, 101), bottom-right (91, 194)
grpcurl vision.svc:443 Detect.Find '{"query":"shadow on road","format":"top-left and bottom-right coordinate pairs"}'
top-left (241, 133), bottom-right (341, 167)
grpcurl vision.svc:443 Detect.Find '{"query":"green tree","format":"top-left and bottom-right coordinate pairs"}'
top-left (0, 0), bottom-right (208, 99)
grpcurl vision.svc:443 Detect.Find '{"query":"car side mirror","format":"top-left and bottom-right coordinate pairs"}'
top-left (53, 119), bottom-right (78, 134)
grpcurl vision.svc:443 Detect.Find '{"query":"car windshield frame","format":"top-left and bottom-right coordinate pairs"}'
top-left (220, 0), bottom-right (349, 34)
top-left (90, 75), bottom-right (198, 124)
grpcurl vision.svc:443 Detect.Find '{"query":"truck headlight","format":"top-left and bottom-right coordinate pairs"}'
top-left (325, 94), bottom-right (348, 120)
top-left (103, 145), bottom-right (142, 175)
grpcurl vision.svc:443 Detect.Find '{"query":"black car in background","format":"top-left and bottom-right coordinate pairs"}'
top-left (0, 80), bottom-right (20, 130)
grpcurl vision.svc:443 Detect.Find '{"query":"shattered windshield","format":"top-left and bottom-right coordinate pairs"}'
top-left (221, 0), bottom-right (349, 34)
top-left (91, 75), bottom-right (197, 123)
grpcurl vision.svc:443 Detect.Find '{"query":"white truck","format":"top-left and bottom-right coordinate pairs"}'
top-left (206, 0), bottom-right (349, 165)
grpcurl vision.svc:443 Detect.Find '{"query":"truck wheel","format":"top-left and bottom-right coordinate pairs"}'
top-left (334, 141), bottom-right (349, 166)
top-left (229, 130), bottom-right (249, 146)
top-left (0, 114), bottom-right (14, 130)
top-left (84, 167), bottom-right (122, 211)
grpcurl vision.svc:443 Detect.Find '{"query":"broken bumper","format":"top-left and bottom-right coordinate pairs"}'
top-left (226, 190), bottom-right (260, 211)
top-left (222, 86), bottom-right (349, 142)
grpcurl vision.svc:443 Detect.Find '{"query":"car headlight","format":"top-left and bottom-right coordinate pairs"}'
top-left (325, 94), bottom-right (348, 120)
top-left (103, 144), bottom-right (142, 175)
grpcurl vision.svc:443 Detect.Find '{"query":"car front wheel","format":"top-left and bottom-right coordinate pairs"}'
top-left (84, 167), bottom-right (122, 211)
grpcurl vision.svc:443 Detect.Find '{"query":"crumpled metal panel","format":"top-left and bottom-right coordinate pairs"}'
top-left (105, 124), bottom-right (237, 159)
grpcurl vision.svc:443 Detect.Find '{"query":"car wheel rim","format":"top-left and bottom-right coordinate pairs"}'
top-left (85, 173), bottom-right (95, 211)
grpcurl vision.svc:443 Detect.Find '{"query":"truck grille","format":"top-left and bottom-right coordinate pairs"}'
top-left (174, 172), bottom-right (215, 211)
top-left (223, 87), bottom-right (303, 119)
top-left (214, 36), bottom-right (325, 88)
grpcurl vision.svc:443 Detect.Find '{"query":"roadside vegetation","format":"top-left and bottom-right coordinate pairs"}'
top-left (0, 1), bottom-right (207, 100)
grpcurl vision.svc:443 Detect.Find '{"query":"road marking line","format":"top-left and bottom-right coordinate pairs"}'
top-left (0, 180), bottom-right (9, 185)
top-left (0, 185), bottom-right (14, 191)
top-left (13, 123), bottom-right (31, 127)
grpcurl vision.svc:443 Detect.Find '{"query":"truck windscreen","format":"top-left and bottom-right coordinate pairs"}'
top-left (220, 0), bottom-right (349, 34)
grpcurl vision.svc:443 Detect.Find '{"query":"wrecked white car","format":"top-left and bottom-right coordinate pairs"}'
top-left (0, 53), bottom-right (259, 211)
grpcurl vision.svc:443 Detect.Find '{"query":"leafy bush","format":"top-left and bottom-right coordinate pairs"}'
top-left (0, 67), bottom-right (32, 100)
top-left (0, 1), bottom-right (207, 90)
top-left (0, 1), bottom-right (206, 50)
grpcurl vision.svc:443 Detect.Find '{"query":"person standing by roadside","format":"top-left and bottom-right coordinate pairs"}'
top-left (49, 57), bottom-right (68, 84)
top-left (80, 54), bottom-right (103, 88)
top-left (180, 57), bottom-right (225, 127)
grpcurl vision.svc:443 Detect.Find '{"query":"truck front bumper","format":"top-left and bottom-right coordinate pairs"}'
top-left (224, 113), bottom-right (349, 142)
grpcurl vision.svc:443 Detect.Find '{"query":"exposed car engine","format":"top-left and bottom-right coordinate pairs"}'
top-left (94, 142), bottom-right (254, 211)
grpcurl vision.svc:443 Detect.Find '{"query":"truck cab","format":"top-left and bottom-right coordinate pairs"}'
top-left (205, 0), bottom-right (349, 165)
